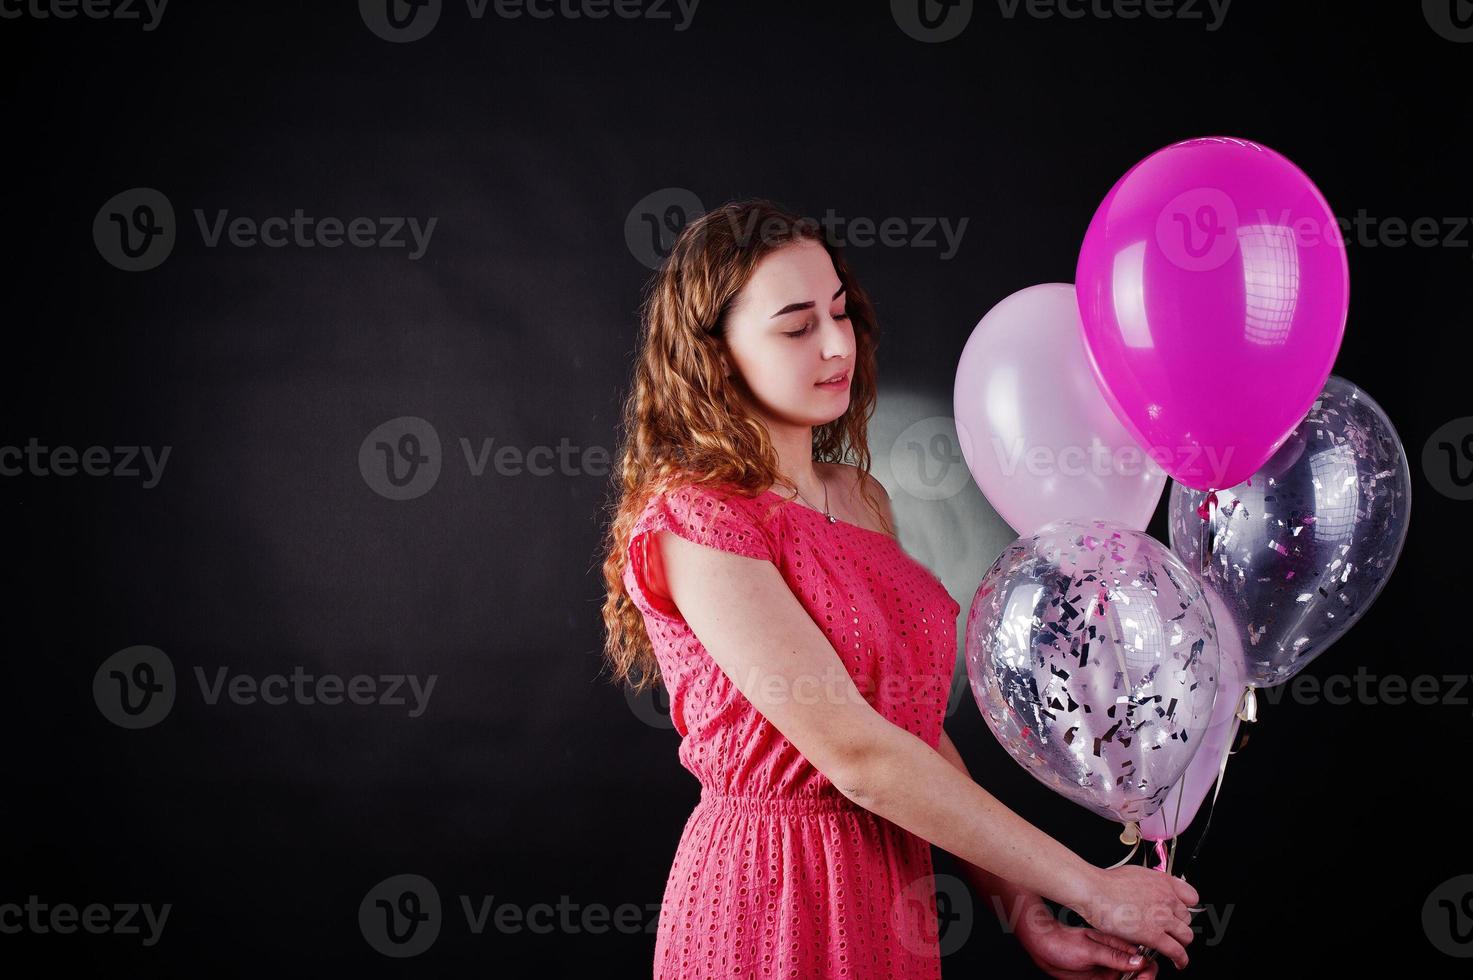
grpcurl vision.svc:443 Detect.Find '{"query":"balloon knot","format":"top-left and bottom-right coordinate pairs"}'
top-left (1236, 685), bottom-right (1258, 723)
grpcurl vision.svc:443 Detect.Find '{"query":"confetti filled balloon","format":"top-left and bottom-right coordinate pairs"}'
top-left (965, 519), bottom-right (1221, 826)
top-left (1138, 588), bottom-right (1245, 843)
top-left (1167, 375), bottom-right (1411, 690)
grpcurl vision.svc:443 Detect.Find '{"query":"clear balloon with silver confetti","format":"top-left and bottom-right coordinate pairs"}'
top-left (965, 519), bottom-right (1221, 826)
top-left (1167, 374), bottom-right (1411, 690)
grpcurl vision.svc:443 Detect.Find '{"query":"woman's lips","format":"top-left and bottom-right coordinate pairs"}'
top-left (815, 373), bottom-right (850, 389)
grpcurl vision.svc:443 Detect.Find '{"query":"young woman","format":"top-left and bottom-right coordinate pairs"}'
top-left (600, 199), bottom-right (1194, 978)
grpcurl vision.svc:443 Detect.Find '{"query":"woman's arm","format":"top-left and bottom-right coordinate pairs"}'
top-left (657, 528), bottom-right (1097, 909)
top-left (934, 728), bottom-right (1042, 924)
top-left (936, 729), bottom-right (1160, 977)
top-left (656, 526), bottom-right (1198, 969)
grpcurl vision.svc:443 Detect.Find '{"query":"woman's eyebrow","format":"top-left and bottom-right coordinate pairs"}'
top-left (769, 284), bottom-right (848, 319)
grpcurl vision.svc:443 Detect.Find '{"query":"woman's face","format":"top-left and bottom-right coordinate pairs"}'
top-left (721, 239), bottom-right (856, 427)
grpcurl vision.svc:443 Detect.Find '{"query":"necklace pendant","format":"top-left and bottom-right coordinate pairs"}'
top-left (826, 514), bottom-right (837, 524)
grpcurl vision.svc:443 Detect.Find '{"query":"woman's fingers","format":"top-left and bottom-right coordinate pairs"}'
top-left (1163, 915), bottom-right (1195, 948)
top-left (1082, 928), bottom-right (1139, 956)
top-left (1153, 930), bottom-right (1190, 971)
top-left (1174, 876), bottom-right (1200, 906)
top-left (1079, 930), bottom-right (1157, 977)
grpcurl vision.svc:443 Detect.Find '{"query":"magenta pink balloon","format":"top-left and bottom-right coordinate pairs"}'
top-left (1075, 136), bottom-right (1349, 491)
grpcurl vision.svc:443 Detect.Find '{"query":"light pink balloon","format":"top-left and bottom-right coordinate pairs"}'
top-left (954, 283), bottom-right (1166, 536)
top-left (1139, 584), bottom-right (1245, 842)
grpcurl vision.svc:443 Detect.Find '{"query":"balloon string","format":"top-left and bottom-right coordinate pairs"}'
top-left (1178, 685), bottom-right (1251, 884)
top-left (1126, 495), bottom-right (1218, 980)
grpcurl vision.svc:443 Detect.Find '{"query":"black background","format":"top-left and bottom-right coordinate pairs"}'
top-left (4, 1), bottom-right (1470, 976)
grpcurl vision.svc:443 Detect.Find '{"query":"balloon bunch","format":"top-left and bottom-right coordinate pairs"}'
top-left (955, 136), bottom-right (1411, 973)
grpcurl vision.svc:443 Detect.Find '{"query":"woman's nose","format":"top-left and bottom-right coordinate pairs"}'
top-left (821, 314), bottom-right (854, 359)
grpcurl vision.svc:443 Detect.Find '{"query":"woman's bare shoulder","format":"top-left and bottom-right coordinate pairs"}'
top-left (820, 462), bottom-right (895, 535)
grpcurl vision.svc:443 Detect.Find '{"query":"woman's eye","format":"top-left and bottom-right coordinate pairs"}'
top-left (785, 312), bottom-right (847, 337)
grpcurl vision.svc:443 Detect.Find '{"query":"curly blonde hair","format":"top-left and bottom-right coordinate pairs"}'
top-left (599, 198), bottom-right (890, 696)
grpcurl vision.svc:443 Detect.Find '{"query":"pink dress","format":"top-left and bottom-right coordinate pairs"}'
top-left (624, 480), bottom-right (962, 979)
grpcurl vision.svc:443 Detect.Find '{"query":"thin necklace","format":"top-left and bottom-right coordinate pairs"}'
top-left (789, 477), bottom-right (837, 524)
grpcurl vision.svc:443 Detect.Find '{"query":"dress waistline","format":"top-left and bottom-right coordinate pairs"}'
top-left (696, 788), bottom-right (863, 815)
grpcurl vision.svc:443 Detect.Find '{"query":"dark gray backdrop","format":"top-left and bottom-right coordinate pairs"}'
top-left (4, 1), bottom-right (1471, 975)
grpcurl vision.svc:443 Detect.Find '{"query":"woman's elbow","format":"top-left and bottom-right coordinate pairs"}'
top-left (821, 715), bottom-right (905, 808)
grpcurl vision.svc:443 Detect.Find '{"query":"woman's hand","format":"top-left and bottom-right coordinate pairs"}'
top-left (1014, 892), bottom-right (1160, 979)
top-left (1067, 865), bottom-right (1198, 970)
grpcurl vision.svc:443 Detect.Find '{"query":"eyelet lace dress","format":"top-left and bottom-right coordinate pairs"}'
top-left (623, 480), bottom-right (963, 978)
